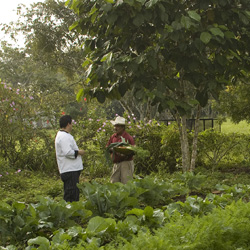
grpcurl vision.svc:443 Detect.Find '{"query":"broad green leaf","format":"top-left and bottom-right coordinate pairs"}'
top-left (144, 206), bottom-right (154, 217)
top-left (91, 12), bottom-right (98, 24)
top-left (167, 100), bottom-right (176, 109)
top-left (87, 216), bottom-right (116, 234)
top-left (67, 226), bottom-right (82, 237)
top-left (181, 16), bottom-right (193, 29)
top-left (171, 21), bottom-right (182, 31)
top-left (188, 11), bottom-right (201, 22)
top-left (224, 31), bottom-right (235, 39)
top-left (105, 0), bottom-right (114, 3)
top-left (124, 0), bottom-right (135, 6)
top-left (133, 14), bottom-right (144, 26)
top-left (0, 202), bottom-right (12, 215)
top-left (101, 3), bottom-right (113, 12)
top-left (209, 27), bottom-right (224, 38)
top-left (216, 54), bottom-right (227, 66)
top-left (166, 79), bottom-right (180, 91)
top-left (13, 202), bottom-right (26, 212)
top-left (189, 99), bottom-right (199, 105)
top-left (239, 13), bottom-right (249, 25)
top-left (200, 32), bottom-right (212, 44)
top-left (245, 11), bottom-right (250, 17)
top-left (76, 88), bottom-right (84, 102)
top-left (145, 0), bottom-right (159, 8)
top-left (126, 208), bottom-right (144, 216)
top-left (13, 215), bottom-right (25, 227)
top-left (107, 13), bottom-right (118, 24)
top-left (28, 236), bottom-right (50, 247)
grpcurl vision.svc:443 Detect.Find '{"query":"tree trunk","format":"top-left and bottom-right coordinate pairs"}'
top-left (176, 114), bottom-right (190, 172)
top-left (190, 105), bottom-right (201, 172)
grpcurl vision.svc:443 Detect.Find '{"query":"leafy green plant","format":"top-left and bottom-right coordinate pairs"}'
top-left (106, 200), bottom-right (250, 250)
top-left (126, 206), bottom-right (165, 230)
top-left (78, 181), bottom-right (144, 218)
top-left (0, 197), bottom-right (92, 247)
top-left (197, 129), bottom-right (245, 170)
top-left (134, 175), bottom-right (189, 207)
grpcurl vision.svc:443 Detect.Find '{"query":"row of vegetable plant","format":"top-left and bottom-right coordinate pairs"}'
top-left (1, 173), bottom-right (250, 249)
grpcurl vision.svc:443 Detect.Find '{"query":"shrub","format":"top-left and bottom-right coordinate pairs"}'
top-left (197, 129), bottom-right (250, 170)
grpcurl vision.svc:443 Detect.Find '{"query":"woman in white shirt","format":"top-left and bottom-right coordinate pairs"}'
top-left (55, 115), bottom-right (85, 202)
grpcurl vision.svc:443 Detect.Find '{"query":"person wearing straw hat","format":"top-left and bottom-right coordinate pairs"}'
top-left (106, 116), bottom-right (135, 184)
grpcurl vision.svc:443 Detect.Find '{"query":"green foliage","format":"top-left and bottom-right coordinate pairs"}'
top-left (110, 200), bottom-right (250, 250)
top-left (197, 129), bottom-right (250, 170)
top-left (73, 113), bottom-right (176, 177)
top-left (0, 197), bottom-right (92, 246)
top-left (0, 83), bottom-right (58, 172)
top-left (74, 116), bottom-right (113, 178)
top-left (221, 119), bottom-right (250, 134)
top-left (78, 181), bottom-right (142, 218)
top-left (126, 206), bottom-right (165, 229)
top-left (217, 83), bottom-right (250, 124)
top-left (78, 172), bottom-right (205, 219)
top-left (2, 172), bottom-right (250, 249)
top-left (68, 0), bottom-right (250, 117)
top-left (126, 119), bottom-right (171, 174)
top-left (0, 170), bottom-right (63, 204)
top-left (160, 123), bottom-right (182, 172)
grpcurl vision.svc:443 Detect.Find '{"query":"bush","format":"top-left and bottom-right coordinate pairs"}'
top-left (197, 129), bottom-right (250, 171)
top-left (0, 82), bottom-right (58, 173)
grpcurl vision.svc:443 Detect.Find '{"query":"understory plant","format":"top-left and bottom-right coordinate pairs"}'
top-left (2, 173), bottom-right (250, 249)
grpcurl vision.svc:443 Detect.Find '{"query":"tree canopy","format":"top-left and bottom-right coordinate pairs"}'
top-left (68, 0), bottom-right (250, 116)
top-left (67, 0), bottom-right (250, 171)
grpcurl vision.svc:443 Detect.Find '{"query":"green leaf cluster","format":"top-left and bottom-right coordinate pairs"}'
top-left (68, 0), bottom-right (250, 115)
top-left (2, 173), bottom-right (250, 249)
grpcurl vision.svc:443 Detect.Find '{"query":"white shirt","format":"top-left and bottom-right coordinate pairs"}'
top-left (55, 130), bottom-right (83, 174)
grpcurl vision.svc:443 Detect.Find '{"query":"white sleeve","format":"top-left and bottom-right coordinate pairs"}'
top-left (60, 136), bottom-right (78, 159)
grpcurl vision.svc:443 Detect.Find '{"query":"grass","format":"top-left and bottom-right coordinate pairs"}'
top-left (0, 170), bottom-right (63, 204)
top-left (221, 119), bottom-right (250, 134)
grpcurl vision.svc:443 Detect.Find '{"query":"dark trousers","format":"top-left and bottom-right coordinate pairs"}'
top-left (60, 170), bottom-right (81, 202)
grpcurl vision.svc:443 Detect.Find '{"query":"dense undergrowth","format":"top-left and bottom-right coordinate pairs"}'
top-left (2, 83), bottom-right (250, 249)
top-left (1, 172), bottom-right (250, 249)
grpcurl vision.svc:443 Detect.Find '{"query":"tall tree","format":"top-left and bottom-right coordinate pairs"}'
top-left (0, 0), bottom-right (88, 89)
top-left (68, 0), bottom-right (250, 171)
top-left (0, 0), bottom-right (87, 118)
top-left (216, 81), bottom-right (250, 123)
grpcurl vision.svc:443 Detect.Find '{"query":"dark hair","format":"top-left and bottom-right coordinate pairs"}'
top-left (59, 115), bottom-right (72, 128)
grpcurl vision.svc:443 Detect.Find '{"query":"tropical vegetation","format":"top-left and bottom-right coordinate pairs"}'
top-left (1, 0), bottom-right (250, 249)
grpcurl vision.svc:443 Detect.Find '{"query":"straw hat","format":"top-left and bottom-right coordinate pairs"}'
top-left (110, 116), bottom-right (126, 125)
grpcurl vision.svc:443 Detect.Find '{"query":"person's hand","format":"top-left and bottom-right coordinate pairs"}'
top-left (78, 150), bottom-right (85, 156)
top-left (116, 152), bottom-right (125, 157)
